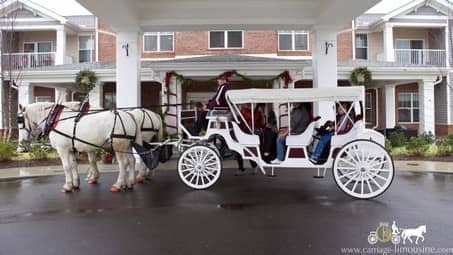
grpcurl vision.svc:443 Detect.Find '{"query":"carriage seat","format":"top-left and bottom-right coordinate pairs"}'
top-left (286, 116), bottom-right (321, 146)
top-left (231, 121), bottom-right (260, 145)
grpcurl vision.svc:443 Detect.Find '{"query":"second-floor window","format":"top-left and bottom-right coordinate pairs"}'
top-left (79, 35), bottom-right (94, 63)
top-left (278, 31), bottom-right (308, 51)
top-left (398, 92), bottom-right (419, 123)
top-left (209, 31), bottom-right (243, 49)
top-left (143, 32), bottom-right (174, 52)
top-left (355, 33), bottom-right (368, 60)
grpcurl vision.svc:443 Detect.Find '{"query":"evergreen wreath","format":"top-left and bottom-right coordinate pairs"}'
top-left (350, 67), bottom-right (372, 86)
top-left (75, 70), bottom-right (98, 93)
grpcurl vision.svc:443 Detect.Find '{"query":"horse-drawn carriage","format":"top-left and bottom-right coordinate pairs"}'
top-left (176, 86), bottom-right (394, 199)
top-left (19, 86), bottom-right (394, 199)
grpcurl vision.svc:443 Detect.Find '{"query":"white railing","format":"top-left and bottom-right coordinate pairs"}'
top-left (1, 52), bottom-right (56, 70)
top-left (394, 49), bottom-right (446, 67)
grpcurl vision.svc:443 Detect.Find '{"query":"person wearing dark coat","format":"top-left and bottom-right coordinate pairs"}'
top-left (207, 75), bottom-right (229, 110)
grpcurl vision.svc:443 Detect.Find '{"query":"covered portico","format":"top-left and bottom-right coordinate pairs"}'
top-left (76, 0), bottom-right (379, 121)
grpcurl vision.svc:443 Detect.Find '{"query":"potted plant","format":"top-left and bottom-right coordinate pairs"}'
top-left (102, 151), bottom-right (113, 164)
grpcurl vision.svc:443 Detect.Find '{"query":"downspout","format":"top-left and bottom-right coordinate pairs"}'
top-left (373, 88), bottom-right (379, 129)
top-left (95, 17), bottom-right (99, 62)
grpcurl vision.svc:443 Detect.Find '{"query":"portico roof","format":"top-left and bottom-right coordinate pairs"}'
top-left (76, 0), bottom-right (379, 32)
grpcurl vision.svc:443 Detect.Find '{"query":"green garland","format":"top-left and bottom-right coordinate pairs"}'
top-left (75, 70), bottom-right (98, 93)
top-left (350, 67), bottom-right (372, 86)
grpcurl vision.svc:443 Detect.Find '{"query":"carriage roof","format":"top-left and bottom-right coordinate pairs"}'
top-left (226, 87), bottom-right (365, 104)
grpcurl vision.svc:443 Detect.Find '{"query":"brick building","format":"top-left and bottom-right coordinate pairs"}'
top-left (1, 0), bottom-right (452, 136)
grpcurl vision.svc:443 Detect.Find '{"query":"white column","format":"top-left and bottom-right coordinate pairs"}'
top-left (18, 81), bottom-right (34, 107)
top-left (418, 79), bottom-right (436, 135)
top-left (116, 31), bottom-right (141, 108)
top-left (89, 82), bottom-right (103, 109)
top-left (0, 81), bottom-right (3, 129)
top-left (18, 82), bottom-right (34, 142)
top-left (385, 84), bottom-right (396, 129)
top-left (54, 87), bottom-right (68, 102)
top-left (55, 27), bottom-right (66, 65)
top-left (445, 25), bottom-right (450, 68)
top-left (312, 27), bottom-right (337, 121)
top-left (383, 24), bottom-right (394, 62)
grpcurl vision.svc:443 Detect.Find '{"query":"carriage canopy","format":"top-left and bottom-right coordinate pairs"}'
top-left (226, 87), bottom-right (365, 104)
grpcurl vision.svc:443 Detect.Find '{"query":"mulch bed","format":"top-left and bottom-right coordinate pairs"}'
top-left (392, 155), bottom-right (453, 162)
top-left (0, 159), bottom-right (89, 169)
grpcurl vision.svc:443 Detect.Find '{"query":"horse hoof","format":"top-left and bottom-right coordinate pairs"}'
top-left (88, 179), bottom-right (97, 184)
top-left (61, 188), bottom-right (72, 193)
top-left (136, 177), bottom-right (144, 184)
top-left (110, 186), bottom-right (120, 193)
top-left (127, 185), bottom-right (134, 190)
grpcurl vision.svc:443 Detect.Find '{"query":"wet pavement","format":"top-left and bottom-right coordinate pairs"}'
top-left (0, 169), bottom-right (453, 255)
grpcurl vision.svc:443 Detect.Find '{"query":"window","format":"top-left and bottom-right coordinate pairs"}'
top-left (143, 32), bottom-right (174, 52)
top-left (365, 92), bottom-right (373, 124)
top-left (104, 92), bottom-right (116, 109)
top-left (355, 33), bottom-right (368, 60)
top-left (398, 92), bottom-right (419, 123)
top-left (278, 31), bottom-right (308, 51)
top-left (78, 35), bottom-right (94, 63)
top-left (209, 31), bottom-right (243, 49)
top-left (35, 96), bottom-right (52, 103)
top-left (24, 42), bottom-right (52, 53)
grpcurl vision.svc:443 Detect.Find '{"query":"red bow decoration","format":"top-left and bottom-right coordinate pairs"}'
top-left (165, 71), bottom-right (174, 87)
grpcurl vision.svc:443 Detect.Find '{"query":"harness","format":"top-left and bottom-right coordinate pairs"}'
top-left (44, 104), bottom-right (137, 152)
top-left (140, 109), bottom-right (159, 133)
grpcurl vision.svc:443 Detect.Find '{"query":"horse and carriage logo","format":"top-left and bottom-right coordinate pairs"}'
top-left (368, 221), bottom-right (427, 245)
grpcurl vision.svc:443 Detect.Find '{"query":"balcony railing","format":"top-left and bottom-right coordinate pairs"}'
top-left (394, 49), bottom-right (446, 67)
top-left (1, 52), bottom-right (55, 70)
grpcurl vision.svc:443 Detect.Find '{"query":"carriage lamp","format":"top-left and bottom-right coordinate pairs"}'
top-left (122, 43), bottom-right (129, 56)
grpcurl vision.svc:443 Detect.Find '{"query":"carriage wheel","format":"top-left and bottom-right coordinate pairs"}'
top-left (332, 139), bottom-right (394, 199)
top-left (178, 144), bottom-right (222, 189)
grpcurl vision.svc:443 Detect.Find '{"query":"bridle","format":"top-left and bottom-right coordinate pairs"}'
top-left (17, 105), bottom-right (55, 141)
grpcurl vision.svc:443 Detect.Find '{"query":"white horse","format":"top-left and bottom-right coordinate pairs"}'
top-left (84, 108), bottom-right (163, 184)
top-left (401, 225), bottom-right (426, 245)
top-left (19, 102), bottom-right (140, 192)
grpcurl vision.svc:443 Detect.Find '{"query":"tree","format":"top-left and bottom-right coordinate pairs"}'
top-left (0, 0), bottom-right (23, 143)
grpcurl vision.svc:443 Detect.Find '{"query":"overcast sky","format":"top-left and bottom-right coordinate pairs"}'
top-left (31, 0), bottom-right (411, 16)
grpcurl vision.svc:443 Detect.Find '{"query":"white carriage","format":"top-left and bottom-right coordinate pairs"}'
top-left (177, 87), bottom-right (394, 199)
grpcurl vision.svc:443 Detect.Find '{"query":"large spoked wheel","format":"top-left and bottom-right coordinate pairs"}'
top-left (332, 139), bottom-right (394, 199)
top-left (178, 144), bottom-right (222, 189)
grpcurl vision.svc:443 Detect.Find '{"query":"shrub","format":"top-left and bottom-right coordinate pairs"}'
top-left (29, 145), bottom-right (49, 160)
top-left (385, 138), bottom-right (392, 151)
top-left (406, 136), bottom-right (429, 156)
top-left (389, 131), bottom-right (407, 147)
top-left (436, 135), bottom-right (453, 156)
top-left (421, 132), bottom-right (436, 144)
top-left (0, 141), bottom-right (16, 161)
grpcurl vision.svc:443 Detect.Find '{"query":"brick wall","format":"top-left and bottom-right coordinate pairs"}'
top-left (337, 31), bottom-right (353, 61)
top-left (33, 86), bottom-right (55, 102)
top-left (97, 20), bottom-right (116, 63)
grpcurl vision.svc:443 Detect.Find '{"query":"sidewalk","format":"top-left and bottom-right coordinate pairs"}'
top-left (0, 159), bottom-right (452, 180)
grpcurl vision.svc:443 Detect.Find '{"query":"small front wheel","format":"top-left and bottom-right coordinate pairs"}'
top-left (178, 144), bottom-right (222, 189)
top-left (332, 140), bottom-right (394, 199)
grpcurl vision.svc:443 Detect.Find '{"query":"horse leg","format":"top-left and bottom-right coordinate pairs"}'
top-left (127, 153), bottom-right (136, 189)
top-left (87, 151), bottom-right (100, 184)
top-left (57, 147), bottom-right (74, 193)
top-left (135, 156), bottom-right (147, 184)
top-left (111, 151), bottom-right (127, 192)
top-left (69, 152), bottom-right (80, 189)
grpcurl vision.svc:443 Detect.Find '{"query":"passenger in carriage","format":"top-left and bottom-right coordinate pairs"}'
top-left (236, 103), bottom-right (258, 175)
top-left (309, 102), bottom-right (354, 163)
top-left (194, 102), bottom-right (208, 135)
top-left (271, 103), bottom-right (310, 164)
